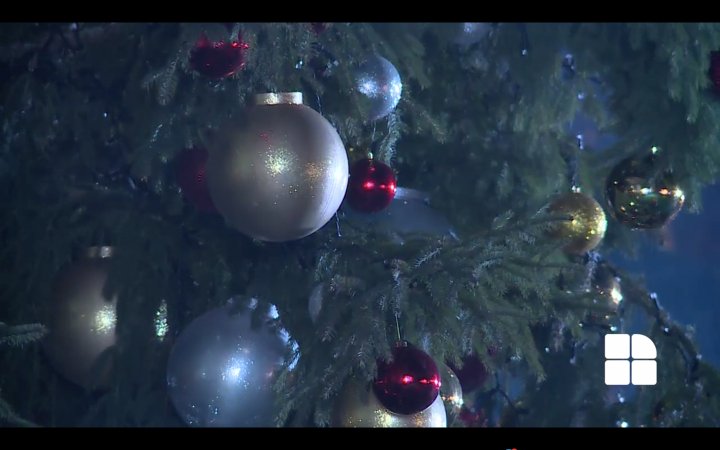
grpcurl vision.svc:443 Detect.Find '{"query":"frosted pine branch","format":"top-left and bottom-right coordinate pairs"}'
top-left (0, 322), bottom-right (48, 348)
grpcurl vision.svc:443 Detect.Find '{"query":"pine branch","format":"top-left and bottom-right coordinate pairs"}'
top-left (0, 398), bottom-right (39, 427)
top-left (0, 322), bottom-right (48, 348)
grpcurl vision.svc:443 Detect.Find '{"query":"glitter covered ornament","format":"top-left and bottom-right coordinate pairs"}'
top-left (207, 92), bottom-right (349, 242)
top-left (547, 191), bottom-right (607, 255)
top-left (353, 55), bottom-right (402, 121)
top-left (166, 300), bottom-right (286, 427)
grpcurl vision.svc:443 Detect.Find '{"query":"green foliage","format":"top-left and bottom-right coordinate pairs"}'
top-left (1, 22), bottom-right (720, 427)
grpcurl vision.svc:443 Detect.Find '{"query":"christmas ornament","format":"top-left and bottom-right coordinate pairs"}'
top-left (372, 342), bottom-right (440, 415)
top-left (438, 363), bottom-right (463, 417)
top-left (174, 147), bottom-right (216, 213)
top-left (190, 32), bottom-right (249, 79)
top-left (207, 92), bottom-right (349, 242)
top-left (345, 158), bottom-right (397, 213)
top-left (343, 186), bottom-right (459, 241)
top-left (710, 51), bottom-right (720, 94)
top-left (605, 148), bottom-right (685, 229)
top-left (547, 191), bottom-right (607, 255)
top-left (591, 262), bottom-right (623, 309)
top-left (353, 55), bottom-right (402, 121)
top-left (309, 23), bottom-right (330, 34)
top-left (43, 246), bottom-right (117, 391)
top-left (447, 354), bottom-right (490, 394)
top-left (332, 380), bottom-right (447, 428)
top-left (166, 300), bottom-right (286, 427)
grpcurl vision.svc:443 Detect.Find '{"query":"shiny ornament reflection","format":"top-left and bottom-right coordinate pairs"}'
top-left (190, 33), bottom-right (249, 79)
top-left (43, 246), bottom-right (117, 391)
top-left (353, 55), bottom-right (402, 121)
top-left (438, 363), bottom-right (463, 417)
top-left (373, 343), bottom-right (440, 415)
top-left (332, 380), bottom-right (447, 428)
top-left (166, 301), bottom-right (286, 427)
top-left (593, 263), bottom-right (623, 308)
top-left (345, 158), bottom-right (397, 213)
top-left (207, 92), bottom-right (349, 242)
top-left (605, 147), bottom-right (685, 229)
top-left (547, 191), bottom-right (607, 255)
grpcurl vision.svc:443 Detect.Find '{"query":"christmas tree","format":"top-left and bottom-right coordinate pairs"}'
top-left (1, 22), bottom-right (720, 428)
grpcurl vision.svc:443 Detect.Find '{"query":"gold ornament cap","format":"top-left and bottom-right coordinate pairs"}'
top-left (82, 246), bottom-right (115, 259)
top-left (254, 92), bottom-right (303, 106)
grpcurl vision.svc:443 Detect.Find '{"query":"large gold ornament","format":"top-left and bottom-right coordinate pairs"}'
top-left (207, 92), bottom-right (349, 242)
top-left (332, 380), bottom-right (447, 428)
top-left (547, 191), bottom-right (607, 255)
top-left (43, 246), bottom-right (117, 390)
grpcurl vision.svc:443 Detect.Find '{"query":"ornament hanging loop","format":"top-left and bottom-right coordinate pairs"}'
top-left (254, 92), bottom-right (304, 106)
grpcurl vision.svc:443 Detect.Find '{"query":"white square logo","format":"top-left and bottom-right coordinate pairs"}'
top-left (604, 334), bottom-right (657, 386)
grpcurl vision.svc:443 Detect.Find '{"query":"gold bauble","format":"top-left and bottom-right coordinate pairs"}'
top-left (43, 246), bottom-right (117, 390)
top-left (207, 92), bottom-right (349, 242)
top-left (332, 380), bottom-right (447, 428)
top-left (439, 363), bottom-right (464, 418)
top-left (547, 191), bottom-right (607, 255)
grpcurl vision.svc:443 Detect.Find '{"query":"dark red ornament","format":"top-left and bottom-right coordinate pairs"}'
top-left (309, 23), bottom-right (330, 35)
top-left (346, 158), bottom-right (397, 213)
top-left (190, 33), bottom-right (249, 79)
top-left (175, 147), bottom-right (216, 213)
top-left (372, 342), bottom-right (440, 415)
top-left (459, 407), bottom-right (488, 427)
top-left (447, 354), bottom-right (489, 393)
top-left (710, 51), bottom-right (720, 94)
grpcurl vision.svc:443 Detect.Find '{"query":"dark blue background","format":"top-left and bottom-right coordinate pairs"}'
top-left (610, 183), bottom-right (720, 367)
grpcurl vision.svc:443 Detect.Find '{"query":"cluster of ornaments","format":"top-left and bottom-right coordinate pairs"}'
top-left (177, 33), bottom-right (405, 239)
top-left (548, 146), bottom-right (685, 257)
top-left (333, 342), bottom-right (460, 427)
top-left (41, 26), bottom-right (698, 429)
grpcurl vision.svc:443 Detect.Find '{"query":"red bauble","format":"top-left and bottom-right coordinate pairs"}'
top-left (346, 158), bottom-right (397, 213)
top-left (372, 342), bottom-right (441, 415)
top-left (175, 147), bottom-right (216, 213)
top-left (310, 23), bottom-right (330, 34)
top-left (190, 33), bottom-right (249, 79)
top-left (459, 407), bottom-right (488, 427)
top-left (447, 354), bottom-right (489, 393)
top-left (711, 51), bottom-right (720, 94)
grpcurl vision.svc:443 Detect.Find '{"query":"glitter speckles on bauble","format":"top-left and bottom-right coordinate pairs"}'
top-left (207, 92), bottom-right (349, 242)
top-left (166, 301), bottom-right (286, 427)
top-left (190, 33), bottom-right (249, 79)
top-left (43, 246), bottom-right (118, 391)
top-left (547, 191), bottom-right (607, 255)
top-left (353, 55), bottom-right (402, 121)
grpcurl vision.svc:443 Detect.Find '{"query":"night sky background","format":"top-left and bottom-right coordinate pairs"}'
top-left (611, 182), bottom-right (720, 368)
top-left (569, 112), bottom-right (720, 368)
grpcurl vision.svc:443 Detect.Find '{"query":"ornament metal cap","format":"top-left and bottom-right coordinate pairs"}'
top-left (83, 246), bottom-right (115, 259)
top-left (254, 92), bottom-right (303, 106)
